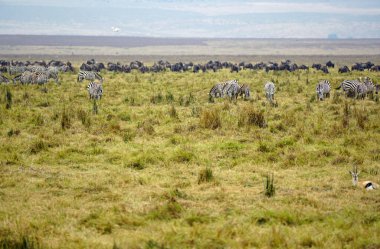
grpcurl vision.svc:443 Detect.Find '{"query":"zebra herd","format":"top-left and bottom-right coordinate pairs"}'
top-left (0, 65), bottom-right (62, 85)
top-left (209, 80), bottom-right (250, 101)
top-left (209, 76), bottom-right (378, 104)
top-left (336, 77), bottom-right (376, 99)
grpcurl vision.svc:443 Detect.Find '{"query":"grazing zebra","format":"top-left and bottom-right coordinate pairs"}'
top-left (316, 80), bottom-right (331, 101)
top-left (27, 65), bottom-right (47, 73)
top-left (209, 83), bottom-right (224, 99)
top-left (225, 81), bottom-right (241, 101)
top-left (87, 82), bottom-right (103, 100)
top-left (356, 83), bottom-right (368, 100)
top-left (8, 65), bottom-right (26, 75)
top-left (13, 71), bottom-right (34, 84)
top-left (264, 81), bottom-right (275, 102)
top-left (238, 84), bottom-right (250, 100)
top-left (362, 77), bottom-right (374, 97)
top-left (0, 74), bottom-right (10, 84)
top-left (336, 80), bottom-right (360, 98)
top-left (30, 71), bottom-right (58, 85)
top-left (221, 79), bottom-right (239, 96)
top-left (77, 71), bottom-right (103, 82)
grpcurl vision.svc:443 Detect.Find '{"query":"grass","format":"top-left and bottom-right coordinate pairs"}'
top-left (0, 65), bottom-right (380, 248)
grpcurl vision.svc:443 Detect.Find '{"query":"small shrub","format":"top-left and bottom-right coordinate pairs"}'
top-left (150, 92), bottom-right (163, 104)
top-left (77, 109), bottom-right (91, 127)
top-left (123, 128), bottom-right (136, 142)
top-left (172, 149), bottom-right (194, 163)
top-left (61, 108), bottom-right (71, 130)
top-left (5, 88), bottom-right (12, 109)
top-left (7, 129), bottom-right (20, 137)
top-left (342, 102), bottom-right (350, 129)
top-left (238, 106), bottom-right (266, 128)
top-left (168, 105), bottom-right (178, 119)
top-left (199, 108), bottom-right (221, 129)
top-left (264, 174), bottom-right (275, 197)
top-left (166, 91), bottom-right (174, 103)
top-left (198, 168), bottom-right (213, 184)
top-left (29, 139), bottom-right (48, 154)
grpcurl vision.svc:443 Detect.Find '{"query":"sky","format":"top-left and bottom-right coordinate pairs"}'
top-left (0, 0), bottom-right (380, 38)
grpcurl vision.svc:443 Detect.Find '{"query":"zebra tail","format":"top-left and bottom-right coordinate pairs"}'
top-left (335, 84), bottom-right (342, 90)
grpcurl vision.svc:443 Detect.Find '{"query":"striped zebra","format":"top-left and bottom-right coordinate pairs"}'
top-left (77, 71), bottom-right (103, 83)
top-left (27, 65), bottom-right (47, 73)
top-left (336, 80), bottom-right (360, 98)
top-left (264, 81), bottom-right (275, 102)
top-left (87, 81), bottom-right (103, 100)
top-left (238, 84), bottom-right (250, 100)
top-left (225, 81), bottom-right (240, 101)
top-left (209, 83), bottom-right (223, 100)
top-left (13, 71), bottom-right (34, 84)
top-left (31, 71), bottom-right (58, 85)
top-left (0, 74), bottom-right (10, 84)
top-left (8, 65), bottom-right (26, 75)
top-left (316, 80), bottom-right (331, 101)
top-left (356, 83), bottom-right (368, 100)
top-left (221, 79), bottom-right (239, 96)
top-left (362, 77), bottom-right (374, 97)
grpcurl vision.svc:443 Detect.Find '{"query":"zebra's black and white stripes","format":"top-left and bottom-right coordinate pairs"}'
top-left (336, 80), bottom-right (360, 98)
top-left (316, 80), bottom-right (331, 100)
top-left (78, 71), bottom-right (103, 83)
top-left (264, 81), bottom-right (275, 102)
top-left (87, 81), bottom-right (103, 100)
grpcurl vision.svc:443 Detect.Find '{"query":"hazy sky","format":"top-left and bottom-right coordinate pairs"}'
top-left (1, 0), bottom-right (380, 38)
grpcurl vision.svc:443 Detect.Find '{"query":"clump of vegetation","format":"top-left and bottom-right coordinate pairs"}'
top-left (199, 108), bottom-right (221, 129)
top-left (238, 106), bottom-right (266, 128)
top-left (29, 139), bottom-right (48, 154)
top-left (5, 88), bottom-right (12, 109)
top-left (77, 109), bottom-right (91, 127)
top-left (353, 107), bottom-right (368, 130)
top-left (123, 128), bottom-right (136, 142)
top-left (168, 105), bottom-right (178, 119)
top-left (198, 168), bottom-right (213, 184)
top-left (264, 174), bottom-right (275, 197)
top-left (150, 92), bottom-right (163, 104)
top-left (165, 91), bottom-right (174, 103)
top-left (0, 235), bottom-right (41, 249)
top-left (342, 102), bottom-right (350, 128)
top-left (61, 107), bottom-right (71, 130)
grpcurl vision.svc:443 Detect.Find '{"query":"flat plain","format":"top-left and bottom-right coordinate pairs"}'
top-left (0, 36), bottom-right (380, 248)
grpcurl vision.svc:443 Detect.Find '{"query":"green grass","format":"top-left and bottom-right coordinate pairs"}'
top-left (0, 67), bottom-right (380, 248)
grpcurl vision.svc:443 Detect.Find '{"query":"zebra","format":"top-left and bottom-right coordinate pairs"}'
top-left (221, 79), bottom-right (239, 97)
top-left (13, 71), bottom-right (34, 84)
top-left (209, 83), bottom-right (224, 100)
top-left (77, 71), bottom-right (103, 83)
top-left (238, 84), bottom-right (250, 100)
top-left (356, 83), bottom-right (368, 100)
top-left (0, 74), bottom-right (10, 84)
top-left (336, 80), bottom-right (360, 98)
top-left (316, 80), bottom-right (331, 101)
top-left (225, 81), bottom-right (241, 101)
top-left (362, 77), bottom-right (374, 97)
top-left (27, 65), bottom-right (47, 73)
top-left (87, 81), bottom-right (103, 100)
top-left (30, 71), bottom-right (58, 85)
top-left (264, 81), bottom-right (275, 102)
top-left (8, 65), bottom-right (26, 75)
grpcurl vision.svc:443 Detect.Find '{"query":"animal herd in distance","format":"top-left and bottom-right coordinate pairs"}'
top-left (1, 59), bottom-right (379, 103)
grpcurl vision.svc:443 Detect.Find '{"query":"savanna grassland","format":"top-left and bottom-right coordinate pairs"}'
top-left (0, 66), bottom-right (380, 249)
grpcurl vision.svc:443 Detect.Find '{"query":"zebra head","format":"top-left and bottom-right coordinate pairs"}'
top-left (349, 166), bottom-right (360, 187)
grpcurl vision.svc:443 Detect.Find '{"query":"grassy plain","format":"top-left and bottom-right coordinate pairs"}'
top-left (0, 67), bottom-right (380, 248)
